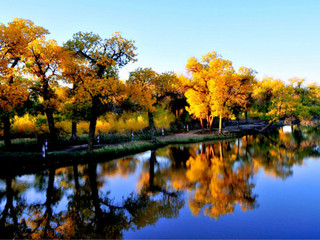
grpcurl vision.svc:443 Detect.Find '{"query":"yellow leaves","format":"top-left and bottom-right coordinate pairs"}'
top-left (0, 78), bottom-right (28, 111)
top-left (26, 38), bottom-right (65, 75)
top-left (185, 88), bottom-right (208, 119)
top-left (62, 32), bottom-right (137, 122)
top-left (185, 51), bottom-right (258, 130)
top-left (11, 114), bottom-right (36, 135)
top-left (127, 68), bottom-right (178, 114)
top-left (185, 51), bottom-right (254, 127)
top-left (66, 31), bottom-right (137, 71)
top-left (252, 77), bottom-right (303, 120)
top-left (186, 57), bottom-right (203, 73)
top-left (182, 142), bottom-right (256, 218)
top-left (154, 106), bottom-right (175, 129)
top-left (96, 119), bottom-right (112, 134)
top-left (0, 18), bottom-right (48, 59)
top-left (0, 19), bottom-right (49, 114)
top-left (96, 113), bottom-right (148, 134)
top-left (127, 80), bottom-right (156, 111)
top-left (9, 112), bottom-right (150, 136)
top-left (289, 77), bottom-right (305, 88)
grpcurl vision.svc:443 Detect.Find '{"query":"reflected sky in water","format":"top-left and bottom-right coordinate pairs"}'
top-left (1, 126), bottom-right (320, 238)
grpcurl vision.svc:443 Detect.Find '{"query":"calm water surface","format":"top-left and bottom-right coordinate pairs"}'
top-left (1, 126), bottom-right (320, 238)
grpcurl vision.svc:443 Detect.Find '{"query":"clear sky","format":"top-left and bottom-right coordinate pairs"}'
top-left (1, 0), bottom-right (319, 84)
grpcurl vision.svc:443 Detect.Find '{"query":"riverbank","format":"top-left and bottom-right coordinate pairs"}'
top-left (0, 121), bottom-right (277, 177)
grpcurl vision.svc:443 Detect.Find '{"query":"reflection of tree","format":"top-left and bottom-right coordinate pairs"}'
top-left (4, 159), bottom-right (182, 239)
top-left (2, 126), bottom-right (320, 237)
top-left (0, 176), bottom-right (26, 238)
top-left (0, 177), bottom-right (18, 232)
top-left (136, 144), bottom-right (257, 219)
top-left (136, 149), bottom-right (185, 204)
top-left (140, 150), bottom-right (177, 196)
top-left (184, 141), bottom-right (257, 218)
top-left (63, 161), bottom-right (184, 239)
top-left (27, 168), bottom-right (63, 239)
top-left (250, 126), bottom-right (320, 179)
top-left (0, 159), bottom-right (184, 239)
top-left (101, 157), bottom-right (139, 178)
top-left (169, 146), bottom-right (193, 169)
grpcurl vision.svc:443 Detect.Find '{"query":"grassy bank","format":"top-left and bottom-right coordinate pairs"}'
top-left (0, 130), bottom-right (252, 177)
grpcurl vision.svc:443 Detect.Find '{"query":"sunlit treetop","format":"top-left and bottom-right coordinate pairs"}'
top-left (25, 38), bottom-right (65, 81)
top-left (0, 18), bottom-right (49, 113)
top-left (65, 31), bottom-right (137, 78)
top-left (185, 51), bottom-right (256, 132)
top-left (289, 77), bottom-right (305, 88)
top-left (0, 18), bottom-right (49, 63)
top-left (127, 67), bottom-right (179, 113)
top-left (63, 31), bottom-right (138, 103)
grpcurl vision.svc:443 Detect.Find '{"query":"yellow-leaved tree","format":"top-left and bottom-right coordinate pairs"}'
top-left (127, 68), bottom-right (178, 143)
top-left (65, 32), bottom-right (137, 151)
top-left (24, 38), bottom-right (66, 144)
top-left (185, 51), bottom-right (255, 133)
top-left (252, 77), bottom-right (293, 130)
top-left (0, 18), bottom-right (48, 148)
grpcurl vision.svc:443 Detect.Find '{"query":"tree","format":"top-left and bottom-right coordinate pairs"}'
top-left (233, 66), bottom-right (256, 123)
top-left (0, 18), bottom-right (48, 148)
top-left (61, 56), bottom-right (91, 141)
top-left (24, 38), bottom-right (66, 144)
top-left (252, 77), bottom-right (293, 129)
top-left (185, 51), bottom-right (255, 133)
top-left (305, 82), bottom-right (320, 118)
top-left (65, 32), bottom-right (137, 151)
top-left (127, 68), bottom-right (178, 143)
top-left (167, 75), bottom-right (189, 127)
top-left (287, 78), bottom-right (320, 121)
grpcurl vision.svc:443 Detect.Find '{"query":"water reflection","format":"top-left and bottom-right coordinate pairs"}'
top-left (1, 126), bottom-right (320, 238)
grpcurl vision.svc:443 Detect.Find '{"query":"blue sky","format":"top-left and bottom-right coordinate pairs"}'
top-left (1, 0), bottom-right (319, 84)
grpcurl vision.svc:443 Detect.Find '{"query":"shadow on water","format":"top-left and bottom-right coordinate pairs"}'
top-left (1, 126), bottom-right (320, 238)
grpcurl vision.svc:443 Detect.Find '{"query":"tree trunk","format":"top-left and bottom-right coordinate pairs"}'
top-left (88, 163), bottom-right (103, 226)
top-left (0, 176), bottom-right (18, 232)
top-left (219, 115), bottom-right (223, 134)
top-left (149, 150), bottom-right (156, 188)
top-left (88, 100), bottom-right (98, 152)
top-left (2, 114), bottom-right (11, 150)
top-left (236, 115), bottom-right (240, 129)
top-left (200, 119), bottom-right (204, 133)
top-left (148, 111), bottom-right (156, 144)
top-left (219, 141), bottom-right (223, 161)
top-left (43, 168), bottom-right (55, 239)
top-left (45, 109), bottom-right (58, 145)
top-left (259, 119), bottom-right (276, 132)
top-left (88, 115), bottom-right (97, 152)
top-left (70, 121), bottom-right (78, 141)
top-left (208, 116), bottom-right (213, 132)
top-left (73, 164), bottom-right (82, 229)
top-left (73, 164), bottom-right (80, 191)
top-left (245, 111), bottom-right (248, 123)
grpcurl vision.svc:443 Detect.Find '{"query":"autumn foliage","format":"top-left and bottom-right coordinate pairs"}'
top-left (1, 18), bottom-right (320, 150)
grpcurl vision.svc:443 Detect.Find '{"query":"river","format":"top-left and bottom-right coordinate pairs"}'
top-left (1, 125), bottom-right (320, 238)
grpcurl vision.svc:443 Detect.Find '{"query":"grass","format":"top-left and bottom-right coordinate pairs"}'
top-left (0, 129), bottom-right (257, 177)
top-left (0, 134), bottom-right (133, 152)
top-left (160, 132), bottom-right (242, 144)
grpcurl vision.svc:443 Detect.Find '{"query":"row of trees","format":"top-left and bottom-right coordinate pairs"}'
top-left (1, 18), bottom-right (320, 151)
top-left (0, 19), bottom-right (185, 151)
